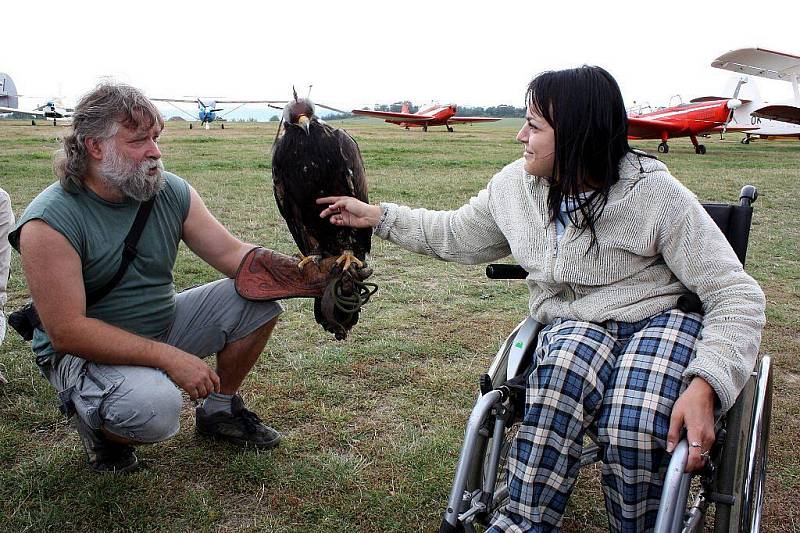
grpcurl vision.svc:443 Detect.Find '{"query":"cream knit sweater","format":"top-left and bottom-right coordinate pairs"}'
top-left (375, 153), bottom-right (766, 412)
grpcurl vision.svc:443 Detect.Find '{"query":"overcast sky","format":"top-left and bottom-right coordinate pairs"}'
top-left (3, 0), bottom-right (798, 115)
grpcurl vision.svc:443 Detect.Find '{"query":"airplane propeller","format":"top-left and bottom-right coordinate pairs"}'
top-left (721, 77), bottom-right (747, 139)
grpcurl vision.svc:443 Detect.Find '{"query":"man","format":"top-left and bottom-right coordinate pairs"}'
top-left (9, 83), bottom-right (336, 473)
top-left (0, 187), bottom-right (13, 384)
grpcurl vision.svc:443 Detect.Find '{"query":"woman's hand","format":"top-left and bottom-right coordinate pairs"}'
top-left (667, 377), bottom-right (717, 472)
top-left (317, 196), bottom-right (382, 229)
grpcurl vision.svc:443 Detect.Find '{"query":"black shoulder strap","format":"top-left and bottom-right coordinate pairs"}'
top-left (86, 197), bottom-right (156, 307)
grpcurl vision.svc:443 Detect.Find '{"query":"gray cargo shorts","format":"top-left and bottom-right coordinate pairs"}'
top-left (43, 278), bottom-right (282, 443)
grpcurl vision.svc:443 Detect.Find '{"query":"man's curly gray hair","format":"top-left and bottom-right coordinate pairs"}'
top-left (55, 82), bottom-right (164, 192)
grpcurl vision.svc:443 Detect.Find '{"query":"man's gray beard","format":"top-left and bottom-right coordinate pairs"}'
top-left (99, 144), bottom-right (165, 201)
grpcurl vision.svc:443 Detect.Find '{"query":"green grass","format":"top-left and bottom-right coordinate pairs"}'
top-left (1, 119), bottom-right (798, 531)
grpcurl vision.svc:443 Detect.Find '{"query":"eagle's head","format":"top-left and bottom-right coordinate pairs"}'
top-left (283, 95), bottom-right (316, 135)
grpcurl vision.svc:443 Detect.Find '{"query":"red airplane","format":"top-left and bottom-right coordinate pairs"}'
top-left (627, 80), bottom-right (746, 154)
top-left (351, 102), bottom-right (501, 132)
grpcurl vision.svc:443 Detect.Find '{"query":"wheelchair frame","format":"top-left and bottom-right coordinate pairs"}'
top-left (440, 186), bottom-right (773, 533)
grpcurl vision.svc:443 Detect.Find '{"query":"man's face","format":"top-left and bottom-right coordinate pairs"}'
top-left (516, 107), bottom-right (555, 177)
top-left (99, 121), bottom-right (165, 201)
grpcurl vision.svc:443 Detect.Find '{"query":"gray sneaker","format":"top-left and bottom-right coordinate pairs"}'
top-left (71, 416), bottom-right (139, 473)
top-left (195, 394), bottom-right (281, 449)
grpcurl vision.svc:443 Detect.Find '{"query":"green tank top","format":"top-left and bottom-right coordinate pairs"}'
top-left (9, 172), bottom-right (191, 361)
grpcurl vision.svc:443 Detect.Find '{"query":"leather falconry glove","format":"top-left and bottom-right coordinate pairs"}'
top-left (234, 247), bottom-right (371, 301)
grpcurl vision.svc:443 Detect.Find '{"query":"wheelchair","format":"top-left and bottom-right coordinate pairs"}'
top-left (440, 185), bottom-right (774, 533)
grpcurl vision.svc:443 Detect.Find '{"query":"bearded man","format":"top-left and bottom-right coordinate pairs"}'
top-left (9, 83), bottom-right (333, 473)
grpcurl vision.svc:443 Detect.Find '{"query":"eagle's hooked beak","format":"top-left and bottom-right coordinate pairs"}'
top-left (298, 115), bottom-right (310, 135)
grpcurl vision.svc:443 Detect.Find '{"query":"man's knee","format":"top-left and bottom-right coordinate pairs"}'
top-left (102, 375), bottom-right (183, 443)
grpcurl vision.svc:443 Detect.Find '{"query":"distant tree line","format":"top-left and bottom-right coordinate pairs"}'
top-left (294, 101), bottom-right (527, 122)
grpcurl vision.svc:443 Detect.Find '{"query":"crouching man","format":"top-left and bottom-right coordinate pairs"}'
top-left (9, 82), bottom-right (335, 473)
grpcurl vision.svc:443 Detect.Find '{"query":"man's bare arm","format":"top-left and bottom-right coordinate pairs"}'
top-left (19, 220), bottom-right (219, 399)
top-left (181, 185), bottom-right (253, 278)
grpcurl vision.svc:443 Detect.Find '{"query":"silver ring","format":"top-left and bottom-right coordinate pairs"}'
top-left (689, 441), bottom-right (702, 448)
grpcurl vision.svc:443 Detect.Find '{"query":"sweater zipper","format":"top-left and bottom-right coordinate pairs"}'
top-left (547, 220), bottom-right (558, 284)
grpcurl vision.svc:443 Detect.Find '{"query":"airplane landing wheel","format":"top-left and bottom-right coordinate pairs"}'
top-left (53, 119), bottom-right (57, 126)
top-left (31, 120), bottom-right (36, 126)
top-left (423, 125), bottom-right (428, 132)
top-left (221, 123), bottom-right (225, 129)
top-left (741, 136), bottom-right (750, 145)
top-left (447, 126), bottom-right (454, 133)
top-left (189, 123), bottom-right (193, 129)
top-left (695, 144), bottom-right (706, 155)
top-left (657, 142), bottom-right (669, 153)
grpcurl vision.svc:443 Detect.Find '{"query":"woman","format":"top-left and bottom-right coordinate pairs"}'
top-left (317, 66), bottom-right (765, 532)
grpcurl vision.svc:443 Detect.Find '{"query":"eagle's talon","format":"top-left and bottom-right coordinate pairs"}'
top-left (297, 254), bottom-right (322, 271)
top-left (335, 251), bottom-right (364, 273)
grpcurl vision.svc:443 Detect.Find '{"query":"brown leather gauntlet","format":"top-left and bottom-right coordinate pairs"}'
top-left (234, 247), bottom-right (341, 301)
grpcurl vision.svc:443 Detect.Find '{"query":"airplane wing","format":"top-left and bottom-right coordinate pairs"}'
top-left (690, 97), bottom-right (751, 104)
top-left (150, 98), bottom-right (199, 103)
top-left (351, 109), bottom-right (432, 122)
top-left (150, 97), bottom-right (287, 104)
top-left (751, 104), bottom-right (800, 125)
top-left (0, 106), bottom-right (46, 116)
top-left (211, 99), bottom-right (288, 104)
top-left (712, 48), bottom-right (800, 82)
top-left (448, 117), bottom-right (502, 123)
top-left (627, 116), bottom-right (690, 138)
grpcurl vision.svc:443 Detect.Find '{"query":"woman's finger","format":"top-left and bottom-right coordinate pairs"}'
top-left (319, 203), bottom-right (345, 218)
top-left (685, 427), bottom-right (705, 472)
top-left (666, 407), bottom-right (684, 453)
top-left (316, 196), bottom-right (345, 205)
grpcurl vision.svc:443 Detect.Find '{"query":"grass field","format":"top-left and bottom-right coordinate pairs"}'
top-left (0, 118), bottom-right (798, 532)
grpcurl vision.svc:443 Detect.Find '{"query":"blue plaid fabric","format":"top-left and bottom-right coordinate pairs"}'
top-left (487, 308), bottom-right (703, 533)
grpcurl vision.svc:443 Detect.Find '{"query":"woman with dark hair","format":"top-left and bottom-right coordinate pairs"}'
top-left (317, 66), bottom-right (765, 532)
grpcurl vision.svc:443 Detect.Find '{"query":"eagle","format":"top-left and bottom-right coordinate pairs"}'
top-left (271, 92), bottom-right (374, 339)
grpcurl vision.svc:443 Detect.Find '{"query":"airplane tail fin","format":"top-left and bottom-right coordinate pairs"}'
top-left (0, 72), bottom-right (19, 109)
top-left (401, 101), bottom-right (410, 114)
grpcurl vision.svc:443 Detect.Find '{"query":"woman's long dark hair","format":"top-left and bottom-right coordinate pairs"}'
top-left (526, 65), bottom-right (632, 250)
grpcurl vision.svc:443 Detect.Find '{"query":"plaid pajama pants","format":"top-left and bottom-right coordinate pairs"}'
top-left (487, 308), bottom-right (703, 533)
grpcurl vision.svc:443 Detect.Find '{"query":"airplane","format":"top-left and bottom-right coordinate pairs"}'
top-left (626, 78), bottom-right (747, 154)
top-left (709, 47), bottom-right (800, 144)
top-left (151, 97), bottom-right (287, 129)
top-left (0, 72), bottom-right (74, 126)
top-left (351, 102), bottom-right (501, 132)
top-left (627, 48), bottom-right (800, 154)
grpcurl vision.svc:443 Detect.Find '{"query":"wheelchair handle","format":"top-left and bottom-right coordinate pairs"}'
top-left (739, 185), bottom-right (758, 207)
top-left (486, 264), bottom-right (527, 279)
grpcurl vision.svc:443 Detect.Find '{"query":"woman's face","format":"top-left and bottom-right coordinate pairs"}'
top-left (516, 107), bottom-right (555, 177)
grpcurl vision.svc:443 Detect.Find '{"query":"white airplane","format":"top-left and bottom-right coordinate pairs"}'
top-left (708, 47), bottom-right (800, 143)
top-left (0, 72), bottom-right (73, 126)
top-left (151, 96), bottom-right (289, 129)
top-left (152, 85), bottom-right (348, 130)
